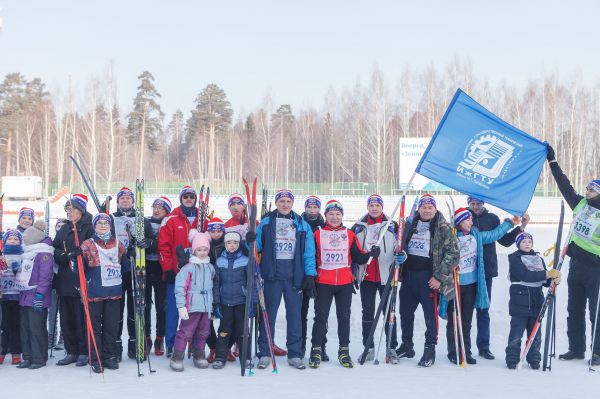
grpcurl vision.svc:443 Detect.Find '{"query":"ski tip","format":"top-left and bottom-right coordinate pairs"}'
top-left (272, 368), bottom-right (279, 374)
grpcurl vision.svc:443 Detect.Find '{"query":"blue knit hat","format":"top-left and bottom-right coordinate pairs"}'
top-left (67, 194), bottom-right (88, 213)
top-left (304, 195), bottom-right (321, 209)
top-left (418, 194), bottom-right (436, 208)
top-left (152, 196), bottom-right (172, 214)
top-left (92, 213), bottom-right (112, 229)
top-left (228, 193), bottom-right (245, 207)
top-left (2, 229), bottom-right (23, 246)
top-left (515, 232), bottom-right (533, 248)
top-left (18, 207), bottom-right (35, 223)
top-left (275, 189), bottom-right (294, 203)
top-left (367, 194), bottom-right (384, 206)
top-left (589, 180), bottom-right (600, 195)
top-left (116, 186), bottom-right (134, 201)
top-left (453, 208), bottom-right (472, 227)
top-left (467, 196), bottom-right (484, 205)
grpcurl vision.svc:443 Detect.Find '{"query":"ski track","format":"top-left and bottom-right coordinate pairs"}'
top-left (1, 201), bottom-right (598, 398)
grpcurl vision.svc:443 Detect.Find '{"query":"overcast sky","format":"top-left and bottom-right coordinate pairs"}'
top-left (1, 0), bottom-right (598, 117)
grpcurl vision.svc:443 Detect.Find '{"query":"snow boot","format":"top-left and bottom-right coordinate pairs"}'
top-left (396, 342), bottom-right (415, 359)
top-left (257, 356), bottom-right (271, 369)
top-left (154, 336), bottom-right (165, 356)
top-left (166, 346), bottom-right (174, 358)
top-left (529, 362), bottom-right (540, 370)
top-left (589, 354), bottom-right (600, 367)
top-left (417, 344), bottom-right (435, 367)
top-left (387, 348), bottom-right (399, 364)
top-left (91, 362), bottom-right (102, 374)
top-left (308, 347), bottom-right (321, 369)
top-left (465, 353), bottom-right (477, 365)
top-left (169, 350), bottom-right (185, 372)
top-left (75, 354), bottom-right (88, 367)
top-left (207, 348), bottom-right (216, 363)
top-left (447, 352), bottom-right (458, 364)
top-left (11, 354), bottom-right (21, 365)
top-left (104, 357), bottom-right (119, 370)
top-left (559, 350), bottom-right (585, 360)
top-left (273, 344), bottom-right (287, 356)
top-left (127, 338), bottom-right (136, 359)
top-left (192, 348), bottom-right (209, 369)
top-left (28, 362), bottom-right (46, 370)
top-left (338, 347), bottom-right (354, 368)
top-left (507, 363), bottom-right (517, 370)
top-left (321, 343), bottom-right (329, 362)
top-left (212, 359), bottom-right (225, 369)
top-left (56, 353), bottom-right (77, 366)
top-left (16, 360), bottom-right (31, 368)
top-left (287, 357), bottom-right (306, 369)
top-left (479, 349), bottom-right (495, 360)
top-left (144, 336), bottom-right (153, 357)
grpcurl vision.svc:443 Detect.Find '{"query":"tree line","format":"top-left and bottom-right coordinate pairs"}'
top-left (0, 60), bottom-right (597, 196)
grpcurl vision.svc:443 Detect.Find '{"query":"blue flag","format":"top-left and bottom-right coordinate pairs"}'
top-left (416, 89), bottom-right (547, 215)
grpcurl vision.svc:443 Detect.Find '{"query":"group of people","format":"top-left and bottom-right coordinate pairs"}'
top-left (0, 145), bottom-right (599, 374)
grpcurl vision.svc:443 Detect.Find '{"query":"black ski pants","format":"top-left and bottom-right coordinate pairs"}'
top-left (59, 296), bottom-right (86, 356)
top-left (20, 306), bottom-right (48, 364)
top-left (90, 299), bottom-right (120, 363)
top-left (311, 283), bottom-right (353, 348)
top-left (446, 282), bottom-right (477, 357)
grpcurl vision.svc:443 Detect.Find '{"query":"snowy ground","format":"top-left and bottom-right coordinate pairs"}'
top-left (1, 199), bottom-right (598, 398)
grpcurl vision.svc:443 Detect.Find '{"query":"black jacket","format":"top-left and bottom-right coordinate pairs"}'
top-left (508, 249), bottom-right (549, 317)
top-left (301, 212), bottom-right (325, 233)
top-left (469, 208), bottom-right (522, 279)
top-left (550, 161), bottom-right (600, 267)
top-left (53, 212), bottom-right (94, 296)
top-left (110, 208), bottom-right (156, 272)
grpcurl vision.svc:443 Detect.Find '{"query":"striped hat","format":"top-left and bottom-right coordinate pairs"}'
top-left (117, 186), bottom-right (134, 201)
top-left (179, 186), bottom-right (197, 202)
top-left (589, 180), bottom-right (600, 194)
top-left (304, 195), bottom-right (321, 209)
top-left (207, 217), bottom-right (225, 232)
top-left (228, 193), bottom-right (245, 207)
top-left (68, 194), bottom-right (88, 213)
top-left (367, 194), bottom-right (384, 206)
top-left (418, 194), bottom-right (436, 208)
top-left (152, 196), bottom-right (172, 214)
top-left (453, 208), bottom-right (472, 227)
top-left (275, 189), bottom-right (294, 203)
top-left (92, 213), bottom-right (112, 229)
top-left (18, 207), bottom-right (35, 222)
top-left (467, 196), bottom-right (484, 205)
top-left (2, 229), bottom-right (23, 246)
top-left (324, 199), bottom-right (343, 215)
top-left (515, 232), bottom-right (533, 248)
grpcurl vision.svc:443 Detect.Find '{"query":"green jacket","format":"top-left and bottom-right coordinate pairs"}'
top-left (403, 212), bottom-right (460, 300)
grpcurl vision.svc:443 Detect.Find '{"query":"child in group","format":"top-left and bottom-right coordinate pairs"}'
top-left (170, 231), bottom-right (217, 372)
top-left (212, 231), bottom-right (255, 369)
top-left (16, 208), bottom-right (35, 233)
top-left (0, 230), bottom-right (24, 365)
top-left (79, 214), bottom-right (127, 373)
top-left (505, 232), bottom-right (561, 369)
top-left (17, 220), bottom-right (54, 369)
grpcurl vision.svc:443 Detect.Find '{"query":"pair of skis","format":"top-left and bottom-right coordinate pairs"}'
top-left (240, 178), bottom-right (278, 376)
top-left (198, 184), bottom-right (210, 232)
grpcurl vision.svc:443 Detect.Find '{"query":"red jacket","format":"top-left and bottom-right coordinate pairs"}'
top-left (314, 224), bottom-right (370, 286)
top-left (158, 206), bottom-right (199, 279)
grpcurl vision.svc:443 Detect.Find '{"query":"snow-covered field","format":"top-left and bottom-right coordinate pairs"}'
top-left (1, 198), bottom-right (598, 398)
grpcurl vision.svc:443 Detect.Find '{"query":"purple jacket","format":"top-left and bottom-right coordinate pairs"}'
top-left (19, 238), bottom-right (55, 308)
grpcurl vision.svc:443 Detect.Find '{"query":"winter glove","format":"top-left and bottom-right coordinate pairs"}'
top-left (547, 269), bottom-right (561, 281)
top-left (245, 231), bottom-right (256, 244)
top-left (10, 261), bottom-right (20, 273)
top-left (212, 304), bottom-right (223, 319)
top-left (302, 275), bottom-right (317, 298)
top-left (546, 144), bottom-right (556, 162)
top-left (176, 244), bottom-right (190, 269)
top-left (164, 270), bottom-right (176, 284)
top-left (395, 250), bottom-right (407, 265)
top-left (178, 307), bottom-right (189, 320)
top-left (369, 245), bottom-right (381, 259)
top-left (136, 238), bottom-right (151, 249)
top-left (33, 293), bottom-right (44, 312)
top-left (68, 247), bottom-right (82, 260)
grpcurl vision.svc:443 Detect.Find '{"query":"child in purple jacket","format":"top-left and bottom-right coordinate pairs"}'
top-left (17, 220), bottom-right (55, 369)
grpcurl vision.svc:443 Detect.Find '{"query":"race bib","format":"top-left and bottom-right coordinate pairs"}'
top-left (226, 223), bottom-right (249, 240)
top-left (573, 204), bottom-right (600, 245)
top-left (275, 218), bottom-right (296, 260)
top-left (407, 221), bottom-right (431, 258)
top-left (15, 257), bottom-right (36, 291)
top-left (96, 243), bottom-right (122, 287)
top-left (458, 234), bottom-right (477, 274)
top-left (364, 223), bottom-right (382, 251)
top-left (0, 272), bottom-right (17, 294)
top-left (521, 255), bottom-right (545, 272)
top-left (113, 216), bottom-right (135, 248)
top-left (320, 229), bottom-right (349, 270)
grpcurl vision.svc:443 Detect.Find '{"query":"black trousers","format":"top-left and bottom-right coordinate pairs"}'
top-left (1, 300), bottom-right (21, 355)
top-left (216, 304), bottom-right (248, 361)
top-left (20, 306), bottom-right (48, 364)
top-left (312, 283), bottom-right (353, 348)
top-left (360, 280), bottom-right (398, 349)
top-left (89, 299), bottom-right (120, 363)
top-left (59, 296), bottom-right (87, 356)
top-left (566, 257), bottom-right (600, 355)
top-left (505, 315), bottom-right (541, 365)
top-left (144, 260), bottom-right (166, 337)
top-left (446, 283), bottom-right (477, 357)
top-left (119, 271), bottom-right (135, 340)
top-left (301, 291), bottom-right (327, 354)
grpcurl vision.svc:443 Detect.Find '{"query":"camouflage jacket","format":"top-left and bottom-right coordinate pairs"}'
top-left (402, 212), bottom-right (459, 300)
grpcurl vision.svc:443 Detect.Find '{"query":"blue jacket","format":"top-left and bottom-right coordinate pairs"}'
top-left (439, 220), bottom-right (513, 318)
top-left (255, 210), bottom-right (316, 289)
top-left (215, 249), bottom-right (250, 307)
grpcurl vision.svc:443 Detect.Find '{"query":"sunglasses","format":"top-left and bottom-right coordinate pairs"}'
top-left (182, 195), bottom-right (196, 199)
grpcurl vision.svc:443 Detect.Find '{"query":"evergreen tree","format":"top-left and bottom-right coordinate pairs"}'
top-left (126, 70), bottom-right (164, 152)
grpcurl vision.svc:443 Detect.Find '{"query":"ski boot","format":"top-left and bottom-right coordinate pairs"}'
top-left (396, 342), bottom-right (415, 359)
top-left (169, 350), bottom-right (185, 372)
top-left (417, 344), bottom-right (435, 367)
top-left (308, 347), bottom-right (321, 369)
top-left (144, 336), bottom-right (153, 357)
top-left (257, 356), bottom-right (271, 369)
top-left (11, 354), bottom-right (22, 365)
top-left (192, 348), bottom-right (209, 369)
top-left (273, 344), bottom-right (287, 357)
top-left (559, 350), bottom-right (585, 360)
top-left (154, 336), bottom-right (165, 356)
top-left (338, 347), bottom-right (353, 368)
top-left (287, 357), bottom-right (306, 369)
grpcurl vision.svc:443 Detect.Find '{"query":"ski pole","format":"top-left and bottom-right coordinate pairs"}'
top-left (374, 290), bottom-right (393, 365)
top-left (589, 282), bottom-right (600, 372)
top-left (454, 268), bottom-right (466, 368)
top-left (452, 298), bottom-right (459, 365)
top-left (49, 294), bottom-right (60, 358)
